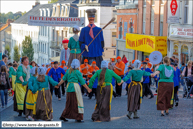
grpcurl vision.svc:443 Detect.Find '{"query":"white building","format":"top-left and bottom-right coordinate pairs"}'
top-left (11, 3), bottom-right (53, 64)
top-left (77, 0), bottom-right (119, 60)
top-left (167, 0), bottom-right (193, 64)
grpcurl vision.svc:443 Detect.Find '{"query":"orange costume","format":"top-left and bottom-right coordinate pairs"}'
top-left (114, 56), bottom-right (125, 76)
top-left (88, 61), bottom-right (99, 78)
top-left (46, 62), bottom-right (54, 75)
top-left (80, 59), bottom-right (91, 76)
top-left (59, 60), bottom-right (68, 78)
top-left (145, 58), bottom-right (153, 72)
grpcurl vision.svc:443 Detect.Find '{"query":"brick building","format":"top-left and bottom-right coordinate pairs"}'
top-left (116, 0), bottom-right (168, 61)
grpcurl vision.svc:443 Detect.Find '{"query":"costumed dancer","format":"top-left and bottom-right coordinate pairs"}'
top-left (79, 9), bottom-right (104, 68)
top-left (57, 59), bottom-right (92, 123)
top-left (46, 61), bottom-right (54, 95)
top-left (60, 39), bottom-right (70, 65)
top-left (14, 56), bottom-right (32, 116)
top-left (24, 67), bottom-right (38, 121)
top-left (32, 67), bottom-right (58, 121)
top-left (108, 58), bottom-right (117, 98)
top-left (9, 63), bottom-right (17, 91)
top-left (67, 25), bottom-right (82, 67)
top-left (89, 60), bottom-right (122, 122)
top-left (152, 57), bottom-right (174, 116)
top-left (121, 60), bottom-right (152, 119)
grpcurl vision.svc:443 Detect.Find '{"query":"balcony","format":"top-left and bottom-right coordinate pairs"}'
top-left (50, 41), bottom-right (62, 50)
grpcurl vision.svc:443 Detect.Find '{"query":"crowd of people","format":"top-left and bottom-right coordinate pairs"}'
top-left (0, 8), bottom-right (192, 123)
top-left (0, 53), bottom-right (193, 122)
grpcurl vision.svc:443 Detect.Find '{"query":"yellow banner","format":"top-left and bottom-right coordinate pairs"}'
top-left (126, 33), bottom-right (167, 54)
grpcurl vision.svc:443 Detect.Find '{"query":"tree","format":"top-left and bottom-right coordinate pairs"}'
top-left (48, 0), bottom-right (58, 4)
top-left (22, 11), bottom-right (26, 16)
top-left (21, 36), bottom-right (34, 62)
top-left (13, 45), bottom-right (20, 62)
top-left (5, 44), bottom-right (11, 59)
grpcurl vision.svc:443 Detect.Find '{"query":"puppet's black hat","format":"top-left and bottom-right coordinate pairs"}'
top-left (86, 9), bottom-right (96, 18)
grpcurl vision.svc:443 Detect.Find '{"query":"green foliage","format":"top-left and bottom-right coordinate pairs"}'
top-left (13, 45), bottom-right (20, 62)
top-left (22, 36), bottom-right (34, 62)
top-left (48, 0), bottom-right (58, 4)
top-left (22, 11), bottom-right (27, 16)
top-left (5, 44), bottom-right (11, 59)
top-left (0, 11), bottom-right (24, 24)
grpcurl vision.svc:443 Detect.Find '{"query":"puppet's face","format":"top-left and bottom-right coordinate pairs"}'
top-left (88, 17), bottom-right (95, 24)
top-left (63, 43), bottom-right (68, 49)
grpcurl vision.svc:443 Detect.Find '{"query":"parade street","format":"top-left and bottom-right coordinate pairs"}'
top-left (0, 90), bottom-right (192, 129)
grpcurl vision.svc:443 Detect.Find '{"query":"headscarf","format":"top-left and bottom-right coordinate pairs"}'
top-left (134, 60), bottom-right (141, 69)
top-left (71, 59), bottom-right (80, 69)
top-left (22, 65), bottom-right (31, 81)
top-left (30, 67), bottom-right (36, 75)
top-left (37, 67), bottom-right (46, 75)
top-left (101, 60), bottom-right (108, 69)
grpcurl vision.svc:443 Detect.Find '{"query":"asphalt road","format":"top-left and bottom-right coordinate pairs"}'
top-left (0, 89), bottom-right (192, 129)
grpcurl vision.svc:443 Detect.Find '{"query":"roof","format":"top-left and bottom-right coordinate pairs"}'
top-left (13, 1), bottom-right (79, 24)
top-left (13, 4), bottom-right (53, 24)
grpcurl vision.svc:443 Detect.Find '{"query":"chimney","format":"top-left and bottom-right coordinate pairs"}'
top-left (32, 0), bottom-right (40, 8)
top-left (7, 19), bottom-right (14, 25)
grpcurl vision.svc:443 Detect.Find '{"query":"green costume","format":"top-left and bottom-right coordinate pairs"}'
top-left (62, 69), bottom-right (85, 92)
top-left (9, 67), bottom-right (16, 78)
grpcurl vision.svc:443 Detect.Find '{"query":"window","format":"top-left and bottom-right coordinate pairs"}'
top-left (112, 32), bottom-right (116, 47)
top-left (151, 0), bottom-right (155, 6)
top-left (45, 44), bottom-right (46, 54)
top-left (159, 22), bottom-right (163, 36)
top-left (56, 52), bottom-right (60, 56)
top-left (43, 44), bottom-right (44, 53)
top-left (52, 28), bottom-right (55, 41)
top-left (143, 0), bottom-right (146, 5)
top-left (143, 22), bottom-right (146, 34)
top-left (143, 6), bottom-right (146, 34)
top-left (151, 6), bottom-right (154, 35)
top-left (62, 30), bottom-right (64, 40)
top-left (184, 0), bottom-right (189, 24)
top-left (160, 4), bottom-right (164, 36)
top-left (161, 0), bottom-right (164, 5)
top-left (151, 21), bottom-right (154, 35)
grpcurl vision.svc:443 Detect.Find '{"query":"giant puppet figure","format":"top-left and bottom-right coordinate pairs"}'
top-left (79, 9), bottom-right (104, 68)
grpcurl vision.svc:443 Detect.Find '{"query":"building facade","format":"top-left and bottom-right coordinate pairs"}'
top-left (11, 3), bottom-right (53, 64)
top-left (167, 0), bottom-right (193, 64)
top-left (116, 0), bottom-right (168, 62)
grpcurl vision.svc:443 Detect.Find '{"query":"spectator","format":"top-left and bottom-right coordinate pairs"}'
top-left (114, 56), bottom-right (125, 97)
top-left (46, 62), bottom-right (54, 95)
top-left (0, 65), bottom-right (11, 108)
top-left (0, 55), bottom-right (8, 68)
top-left (30, 61), bottom-right (36, 68)
top-left (80, 59), bottom-right (91, 96)
top-left (48, 61), bottom-right (65, 101)
top-left (122, 55), bottom-right (128, 64)
top-left (59, 60), bottom-right (68, 96)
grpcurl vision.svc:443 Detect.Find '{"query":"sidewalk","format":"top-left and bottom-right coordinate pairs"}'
top-left (0, 96), bottom-right (13, 112)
